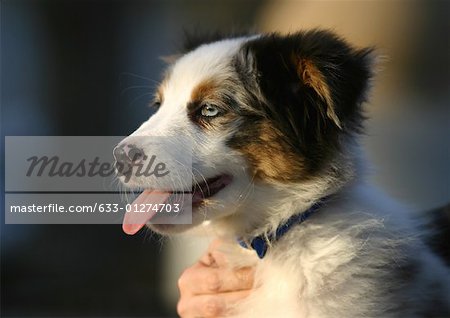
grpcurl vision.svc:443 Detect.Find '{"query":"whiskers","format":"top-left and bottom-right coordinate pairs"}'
top-left (111, 173), bottom-right (142, 204)
top-left (120, 72), bottom-right (160, 108)
top-left (237, 168), bottom-right (256, 206)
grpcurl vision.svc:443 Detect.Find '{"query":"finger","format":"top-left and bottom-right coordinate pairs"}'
top-left (178, 262), bottom-right (205, 295)
top-left (210, 266), bottom-right (255, 293)
top-left (199, 250), bottom-right (215, 267)
top-left (179, 263), bottom-right (255, 295)
top-left (204, 239), bottom-right (245, 267)
top-left (199, 239), bottom-right (228, 267)
top-left (177, 290), bottom-right (251, 318)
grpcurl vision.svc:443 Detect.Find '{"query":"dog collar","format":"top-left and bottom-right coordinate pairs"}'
top-left (238, 199), bottom-right (326, 258)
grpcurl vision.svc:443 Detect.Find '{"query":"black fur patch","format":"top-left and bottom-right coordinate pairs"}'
top-left (230, 30), bottom-right (374, 175)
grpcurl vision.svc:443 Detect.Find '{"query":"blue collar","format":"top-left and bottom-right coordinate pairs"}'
top-left (238, 199), bottom-right (326, 258)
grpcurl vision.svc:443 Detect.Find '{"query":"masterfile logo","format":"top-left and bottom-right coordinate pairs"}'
top-left (4, 136), bottom-right (192, 225)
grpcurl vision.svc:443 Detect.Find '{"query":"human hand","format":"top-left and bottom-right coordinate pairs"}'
top-left (177, 239), bottom-right (255, 318)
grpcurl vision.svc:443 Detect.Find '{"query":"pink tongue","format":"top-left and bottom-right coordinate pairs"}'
top-left (122, 190), bottom-right (171, 235)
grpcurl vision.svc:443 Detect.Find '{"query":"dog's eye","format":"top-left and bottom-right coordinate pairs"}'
top-left (201, 104), bottom-right (220, 117)
top-left (151, 101), bottom-right (161, 109)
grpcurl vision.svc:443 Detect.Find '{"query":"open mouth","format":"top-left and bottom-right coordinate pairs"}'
top-left (122, 174), bottom-right (232, 235)
top-left (191, 174), bottom-right (233, 206)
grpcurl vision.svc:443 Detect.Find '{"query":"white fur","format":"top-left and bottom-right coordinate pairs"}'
top-left (222, 181), bottom-right (450, 318)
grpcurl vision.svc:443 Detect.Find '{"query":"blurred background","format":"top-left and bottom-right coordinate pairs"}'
top-left (1, 0), bottom-right (449, 317)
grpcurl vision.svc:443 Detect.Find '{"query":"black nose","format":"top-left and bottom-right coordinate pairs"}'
top-left (113, 144), bottom-right (145, 167)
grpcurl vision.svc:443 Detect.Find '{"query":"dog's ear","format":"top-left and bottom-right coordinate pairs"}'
top-left (292, 55), bottom-right (342, 128)
top-left (239, 30), bottom-right (374, 135)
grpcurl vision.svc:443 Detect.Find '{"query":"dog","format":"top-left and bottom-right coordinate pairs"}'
top-left (115, 30), bottom-right (450, 317)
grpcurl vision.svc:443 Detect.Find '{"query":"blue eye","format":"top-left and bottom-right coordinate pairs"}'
top-left (201, 104), bottom-right (220, 117)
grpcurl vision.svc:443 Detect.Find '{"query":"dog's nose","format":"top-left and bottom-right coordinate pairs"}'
top-left (113, 143), bottom-right (145, 166)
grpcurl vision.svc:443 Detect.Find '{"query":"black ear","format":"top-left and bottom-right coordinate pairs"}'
top-left (241, 30), bottom-right (374, 136)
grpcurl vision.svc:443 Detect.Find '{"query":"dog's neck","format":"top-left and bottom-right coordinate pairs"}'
top-left (211, 143), bottom-right (364, 240)
top-left (237, 197), bottom-right (328, 258)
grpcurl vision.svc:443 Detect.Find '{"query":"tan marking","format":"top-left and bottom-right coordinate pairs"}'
top-left (238, 121), bottom-right (306, 183)
top-left (293, 56), bottom-right (341, 128)
top-left (155, 88), bottom-right (163, 102)
top-left (155, 78), bottom-right (168, 105)
top-left (190, 79), bottom-right (220, 103)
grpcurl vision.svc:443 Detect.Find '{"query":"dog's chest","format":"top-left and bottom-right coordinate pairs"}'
top-left (230, 226), bottom-right (361, 317)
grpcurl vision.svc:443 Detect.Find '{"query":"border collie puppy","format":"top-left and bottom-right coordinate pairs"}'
top-left (116, 30), bottom-right (450, 317)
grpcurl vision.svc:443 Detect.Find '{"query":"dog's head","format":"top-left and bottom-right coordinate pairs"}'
top-left (116, 30), bottom-right (374, 236)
